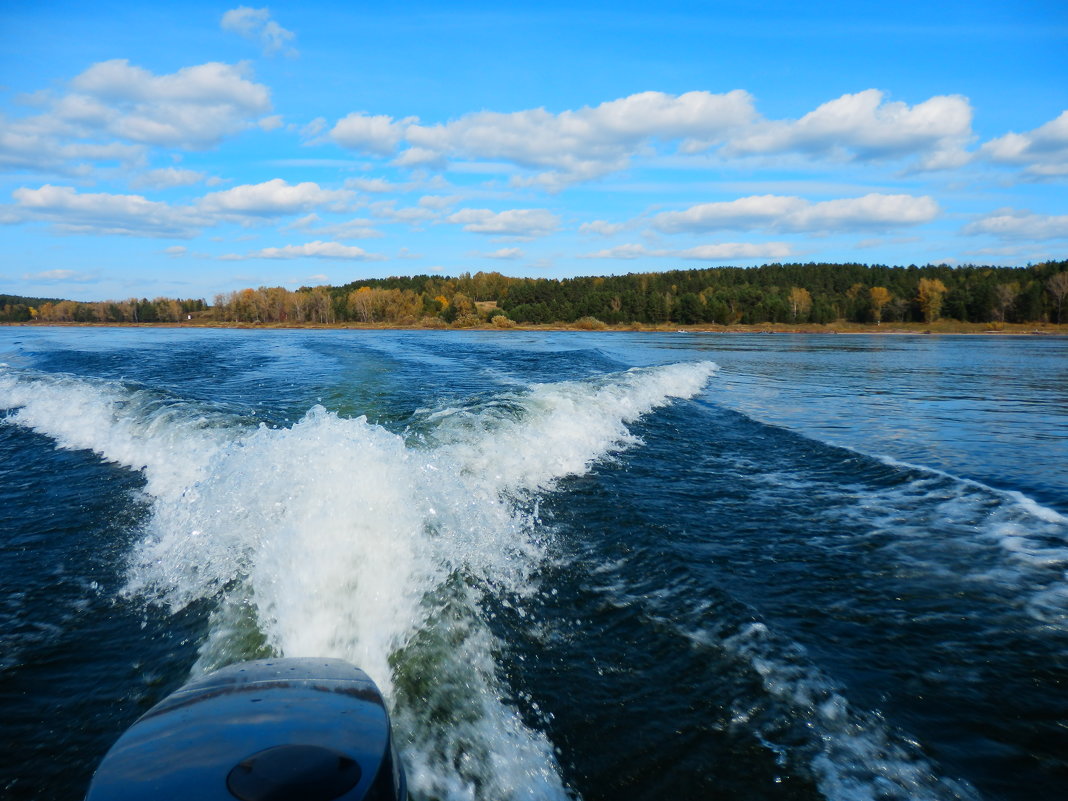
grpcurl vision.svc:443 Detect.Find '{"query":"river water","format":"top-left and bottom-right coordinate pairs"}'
top-left (1, 328), bottom-right (1065, 801)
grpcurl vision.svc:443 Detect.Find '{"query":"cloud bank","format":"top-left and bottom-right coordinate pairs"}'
top-left (325, 89), bottom-right (978, 187)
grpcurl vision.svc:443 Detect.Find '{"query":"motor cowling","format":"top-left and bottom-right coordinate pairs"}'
top-left (86, 658), bottom-right (406, 801)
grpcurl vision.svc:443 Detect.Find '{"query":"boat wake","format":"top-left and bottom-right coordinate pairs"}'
top-left (0, 361), bottom-right (716, 801)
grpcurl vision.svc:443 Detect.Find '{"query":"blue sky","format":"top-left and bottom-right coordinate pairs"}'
top-left (1, 1), bottom-right (1066, 302)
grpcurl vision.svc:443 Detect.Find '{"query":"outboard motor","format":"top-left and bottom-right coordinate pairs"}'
top-left (86, 658), bottom-right (406, 801)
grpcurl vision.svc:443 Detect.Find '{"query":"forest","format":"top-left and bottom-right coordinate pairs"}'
top-left (4, 261), bottom-right (1068, 328)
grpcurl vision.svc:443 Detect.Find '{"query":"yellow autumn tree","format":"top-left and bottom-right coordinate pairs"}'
top-left (788, 287), bottom-right (812, 322)
top-left (916, 278), bottom-right (947, 323)
top-left (347, 287), bottom-right (375, 322)
top-left (869, 286), bottom-right (892, 324)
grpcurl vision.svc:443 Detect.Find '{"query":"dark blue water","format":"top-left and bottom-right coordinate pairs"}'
top-left (1, 328), bottom-right (1066, 801)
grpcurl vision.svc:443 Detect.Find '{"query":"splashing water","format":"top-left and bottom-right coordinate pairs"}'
top-left (0, 360), bottom-right (717, 801)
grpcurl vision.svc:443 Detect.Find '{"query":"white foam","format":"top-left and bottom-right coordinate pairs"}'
top-left (2, 360), bottom-right (717, 801)
top-left (806, 459), bottom-right (1068, 626)
top-left (873, 451), bottom-right (1067, 526)
top-left (0, 367), bottom-right (233, 499)
top-left (428, 362), bottom-right (718, 497)
top-left (718, 622), bottom-right (980, 801)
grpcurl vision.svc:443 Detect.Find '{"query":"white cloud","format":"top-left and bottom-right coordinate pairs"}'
top-left (21, 269), bottom-right (99, 283)
top-left (391, 146), bottom-right (445, 168)
top-left (579, 243), bottom-right (653, 260)
top-left (478, 247), bottom-right (524, 259)
top-left (720, 90), bottom-right (973, 169)
top-left (963, 208), bottom-right (1068, 240)
top-left (7, 179), bottom-right (356, 238)
top-left (0, 60), bottom-right (272, 175)
top-left (198, 178), bottom-right (353, 216)
top-left (418, 194), bottom-right (460, 210)
top-left (286, 214), bottom-right (382, 241)
top-left (330, 113), bottom-right (409, 155)
top-left (226, 241), bottom-right (385, 260)
top-left (301, 117), bottom-right (328, 139)
top-left (446, 208), bottom-right (560, 238)
top-left (10, 184), bottom-right (206, 237)
top-left (164, 245), bottom-right (187, 256)
top-left (579, 242), bottom-right (792, 261)
top-left (327, 89), bottom-right (977, 185)
top-left (675, 242), bottom-right (793, 260)
top-left (368, 201), bottom-right (438, 225)
top-left (0, 116), bottom-right (146, 173)
top-left (980, 110), bottom-right (1068, 179)
top-left (258, 114), bottom-right (284, 131)
top-left (329, 90), bottom-right (753, 186)
top-left (132, 167), bottom-right (207, 189)
top-left (407, 91), bottom-right (754, 179)
top-left (653, 193), bottom-right (939, 234)
top-left (579, 220), bottom-right (627, 236)
top-left (69, 60), bottom-right (272, 148)
top-left (345, 177), bottom-right (402, 193)
top-left (221, 7), bottom-right (298, 57)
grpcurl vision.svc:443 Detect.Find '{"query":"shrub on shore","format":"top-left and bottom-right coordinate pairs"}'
top-left (573, 316), bottom-right (607, 330)
top-left (452, 313), bottom-right (481, 328)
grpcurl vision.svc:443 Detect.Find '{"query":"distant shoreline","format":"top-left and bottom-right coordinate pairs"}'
top-left (4, 320), bottom-right (1068, 336)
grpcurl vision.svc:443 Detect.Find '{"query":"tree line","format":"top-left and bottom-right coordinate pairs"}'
top-left (4, 261), bottom-right (1068, 327)
top-left (1, 295), bottom-right (207, 323)
top-left (216, 261), bottom-right (1068, 326)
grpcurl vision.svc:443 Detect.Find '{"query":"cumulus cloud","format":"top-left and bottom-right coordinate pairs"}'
top-left (329, 91), bottom-right (754, 186)
top-left (221, 7), bottom-right (298, 57)
top-left (345, 177), bottom-right (402, 193)
top-left (132, 167), bottom-right (207, 189)
top-left (720, 90), bottom-right (974, 169)
top-left (478, 247), bottom-right (524, 259)
top-left (963, 208), bottom-right (1068, 240)
top-left (8, 179), bottom-right (357, 238)
top-left (369, 201), bottom-right (438, 225)
top-left (446, 208), bottom-right (560, 238)
top-left (980, 110), bottom-right (1068, 179)
top-left (199, 178), bottom-right (353, 216)
top-left (652, 193), bottom-right (939, 234)
top-left (68, 60), bottom-right (272, 148)
top-left (286, 214), bottom-right (381, 240)
top-left (0, 117), bottom-right (146, 173)
top-left (579, 242), bottom-right (792, 261)
top-left (225, 241), bottom-right (384, 260)
top-left (330, 113), bottom-right (410, 155)
top-left (326, 89), bottom-right (979, 185)
top-left (0, 60), bottom-right (272, 175)
top-left (10, 184), bottom-right (207, 237)
top-left (579, 220), bottom-right (627, 236)
top-left (418, 194), bottom-right (460, 210)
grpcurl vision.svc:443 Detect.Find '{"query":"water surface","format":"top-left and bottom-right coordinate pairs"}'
top-left (1, 328), bottom-right (1065, 801)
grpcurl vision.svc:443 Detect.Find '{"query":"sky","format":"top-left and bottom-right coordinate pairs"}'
top-left (1, 0), bottom-right (1066, 303)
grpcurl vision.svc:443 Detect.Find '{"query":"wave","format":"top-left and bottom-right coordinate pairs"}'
top-left (0, 360), bottom-right (716, 801)
top-left (734, 416), bottom-right (1068, 630)
top-left (602, 579), bottom-right (982, 801)
top-left (714, 621), bottom-right (980, 801)
top-left (825, 455), bottom-right (1068, 627)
